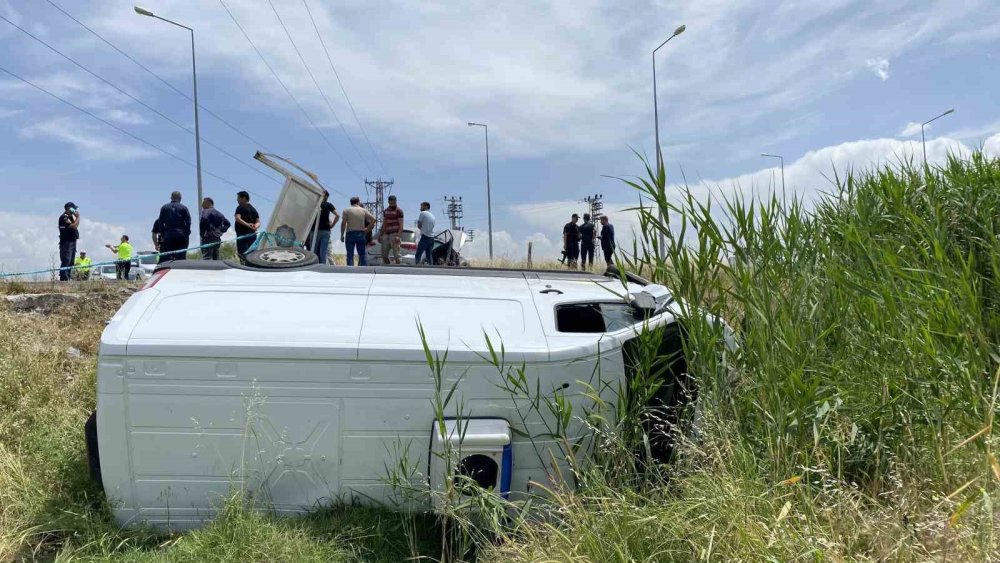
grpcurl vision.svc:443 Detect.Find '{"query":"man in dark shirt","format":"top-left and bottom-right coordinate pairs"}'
top-left (200, 197), bottom-right (231, 260)
top-left (157, 191), bottom-right (192, 263)
top-left (562, 213), bottom-right (581, 269)
top-left (57, 202), bottom-right (80, 281)
top-left (313, 190), bottom-right (339, 265)
top-left (579, 213), bottom-right (597, 270)
top-left (234, 190), bottom-right (260, 264)
top-left (151, 218), bottom-right (162, 252)
top-left (600, 215), bottom-right (616, 266)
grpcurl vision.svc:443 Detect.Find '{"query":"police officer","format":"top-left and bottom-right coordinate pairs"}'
top-left (157, 191), bottom-right (192, 263)
top-left (58, 202), bottom-right (80, 281)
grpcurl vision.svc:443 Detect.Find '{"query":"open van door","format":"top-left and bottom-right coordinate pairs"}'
top-left (246, 152), bottom-right (326, 267)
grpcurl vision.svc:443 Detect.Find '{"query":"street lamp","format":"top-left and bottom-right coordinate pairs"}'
top-left (760, 153), bottom-right (785, 194)
top-left (920, 108), bottom-right (954, 167)
top-left (652, 24), bottom-right (685, 253)
top-left (135, 5), bottom-right (203, 209)
top-left (467, 122), bottom-right (493, 260)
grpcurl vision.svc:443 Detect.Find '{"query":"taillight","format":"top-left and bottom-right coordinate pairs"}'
top-left (139, 269), bottom-right (168, 291)
top-left (401, 243), bottom-right (417, 250)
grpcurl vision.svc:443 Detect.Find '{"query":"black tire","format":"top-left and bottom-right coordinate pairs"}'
top-left (84, 411), bottom-right (103, 490)
top-left (244, 246), bottom-right (318, 269)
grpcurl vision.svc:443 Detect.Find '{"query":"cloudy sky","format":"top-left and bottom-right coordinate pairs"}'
top-left (0, 0), bottom-right (998, 271)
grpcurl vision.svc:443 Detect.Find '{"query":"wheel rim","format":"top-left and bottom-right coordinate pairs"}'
top-left (258, 249), bottom-right (304, 264)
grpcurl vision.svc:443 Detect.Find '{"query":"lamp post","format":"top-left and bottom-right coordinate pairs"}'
top-left (467, 122), bottom-right (493, 260)
top-left (135, 6), bottom-right (203, 208)
top-left (652, 24), bottom-right (685, 253)
top-left (920, 108), bottom-right (954, 168)
top-left (760, 153), bottom-right (784, 194)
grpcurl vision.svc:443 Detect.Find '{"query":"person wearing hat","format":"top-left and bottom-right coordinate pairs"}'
top-left (58, 202), bottom-right (81, 281)
top-left (106, 235), bottom-right (134, 280)
top-left (73, 250), bottom-right (92, 280)
top-left (562, 213), bottom-right (581, 269)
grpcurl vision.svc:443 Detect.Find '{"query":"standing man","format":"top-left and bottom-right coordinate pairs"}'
top-left (234, 190), bottom-right (260, 265)
top-left (157, 191), bottom-right (192, 263)
top-left (151, 218), bottom-right (162, 253)
top-left (415, 201), bottom-right (436, 265)
top-left (600, 215), bottom-right (616, 266)
top-left (200, 197), bottom-right (231, 260)
top-left (313, 190), bottom-right (339, 264)
top-left (57, 202), bottom-right (80, 281)
top-left (562, 213), bottom-right (581, 269)
top-left (378, 195), bottom-right (404, 265)
top-left (106, 235), bottom-right (133, 280)
top-left (340, 196), bottom-right (375, 266)
top-left (73, 250), bottom-right (92, 280)
top-left (579, 213), bottom-right (597, 270)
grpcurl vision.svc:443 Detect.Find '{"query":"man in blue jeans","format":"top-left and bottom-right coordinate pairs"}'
top-left (414, 201), bottom-right (436, 265)
top-left (339, 196), bottom-right (375, 266)
top-left (313, 190), bottom-right (339, 264)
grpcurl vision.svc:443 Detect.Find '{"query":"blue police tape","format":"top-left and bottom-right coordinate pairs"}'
top-left (0, 231), bottom-right (292, 279)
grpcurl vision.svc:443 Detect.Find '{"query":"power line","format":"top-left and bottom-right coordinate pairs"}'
top-left (0, 13), bottom-right (280, 187)
top-left (267, 0), bottom-right (372, 176)
top-left (302, 0), bottom-right (387, 175)
top-left (219, 0), bottom-right (362, 181)
top-left (0, 63), bottom-right (273, 202)
top-left (44, 0), bottom-right (273, 153)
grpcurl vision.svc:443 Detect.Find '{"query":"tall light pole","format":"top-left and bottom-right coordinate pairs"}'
top-left (760, 153), bottom-right (784, 194)
top-left (468, 122), bottom-right (493, 260)
top-left (920, 108), bottom-right (954, 167)
top-left (135, 6), bottom-right (203, 208)
top-left (652, 24), bottom-right (685, 253)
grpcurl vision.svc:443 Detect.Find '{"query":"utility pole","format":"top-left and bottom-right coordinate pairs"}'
top-left (363, 178), bottom-right (394, 234)
top-left (444, 196), bottom-right (464, 230)
top-left (583, 193), bottom-right (604, 221)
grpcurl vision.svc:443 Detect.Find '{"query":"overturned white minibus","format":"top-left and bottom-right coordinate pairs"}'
top-left (86, 261), bottom-right (716, 529)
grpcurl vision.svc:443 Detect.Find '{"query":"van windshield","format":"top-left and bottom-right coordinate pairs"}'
top-left (139, 255), bottom-right (158, 265)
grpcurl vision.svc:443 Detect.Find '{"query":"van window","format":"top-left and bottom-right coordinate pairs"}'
top-left (555, 302), bottom-right (638, 333)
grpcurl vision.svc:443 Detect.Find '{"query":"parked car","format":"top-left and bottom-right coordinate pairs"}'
top-left (136, 251), bottom-right (158, 277)
top-left (365, 229), bottom-right (417, 265)
top-left (92, 261), bottom-right (142, 281)
top-left (85, 260), bottom-right (731, 530)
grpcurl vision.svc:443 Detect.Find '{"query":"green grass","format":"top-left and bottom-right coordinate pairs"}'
top-left (485, 151), bottom-right (1000, 561)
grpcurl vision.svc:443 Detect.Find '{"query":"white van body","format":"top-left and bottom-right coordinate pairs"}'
top-left (93, 262), bottom-right (692, 529)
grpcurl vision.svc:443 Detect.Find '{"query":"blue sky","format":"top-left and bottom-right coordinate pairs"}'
top-left (1, 0), bottom-right (998, 270)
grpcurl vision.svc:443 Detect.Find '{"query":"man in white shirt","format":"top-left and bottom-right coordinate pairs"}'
top-left (415, 201), bottom-right (436, 265)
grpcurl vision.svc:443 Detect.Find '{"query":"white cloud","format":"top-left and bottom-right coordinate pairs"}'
top-left (0, 211), bottom-right (134, 278)
top-left (899, 122), bottom-right (922, 137)
top-left (19, 117), bottom-right (159, 161)
top-left (865, 57), bottom-right (890, 81)
top-left (985, 133), bottom-right (1000, 156)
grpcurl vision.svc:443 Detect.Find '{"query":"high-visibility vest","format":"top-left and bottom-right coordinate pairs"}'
top-left (74, 256), bottom-right (92, 267)
top-left (117, 242), bottom-right (133, 260)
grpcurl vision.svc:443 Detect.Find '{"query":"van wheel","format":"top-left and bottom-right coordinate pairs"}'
top-left (245, 247), bottom-right (318, 269)
top-left (84, 411), bottom-right (103, 490)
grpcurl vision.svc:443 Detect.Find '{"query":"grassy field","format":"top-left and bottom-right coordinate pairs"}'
top-left (3, 151), bottom-right (1000, 561)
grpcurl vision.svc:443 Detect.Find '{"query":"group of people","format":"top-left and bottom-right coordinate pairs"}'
top-left (56, 188), bottom-right (443, 279)
top-left (56, 191), bottom-right (262, 281)
top-left (562, 213), bottom-right (616, 270)
top-left (315, 193), bottom-right (438, 267)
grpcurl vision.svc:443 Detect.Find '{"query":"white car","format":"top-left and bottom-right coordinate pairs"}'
top-left (92, 261), bottom-right (143, 281)
top-left (136, 252), bottom-right (159, 277)
top-left (85, 261), bottom-right (722, 530)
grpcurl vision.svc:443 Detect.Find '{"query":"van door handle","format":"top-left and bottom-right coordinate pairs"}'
top-left (539, 289), bottom-right (563, 295)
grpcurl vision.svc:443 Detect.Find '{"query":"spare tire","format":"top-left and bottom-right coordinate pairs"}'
top-left (245, 246), bottom-right (318, 269)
